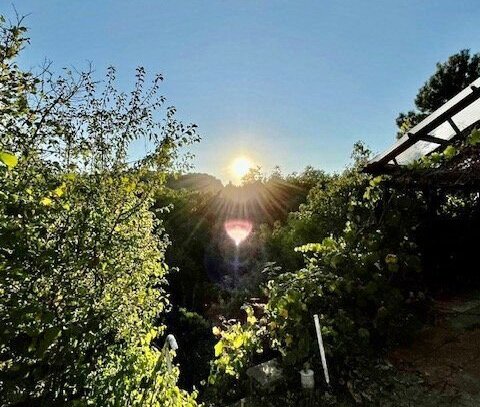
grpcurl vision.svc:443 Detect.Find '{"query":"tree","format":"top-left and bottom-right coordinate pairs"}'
top-left (154, 187), bottom-right (218, 312)
top-left (241, 166), bottom-right (265, 184)
top-left (0, 16), bottom-right (199, 406)
top-left (396, 49), bottom-right (480, 138)
top-left (257, 154), bottom-right (368, 274)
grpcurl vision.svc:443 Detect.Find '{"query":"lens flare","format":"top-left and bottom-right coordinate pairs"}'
top-left (224, 219), bottom-right (252, 246)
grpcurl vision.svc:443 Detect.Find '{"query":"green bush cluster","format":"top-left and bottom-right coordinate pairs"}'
top-left (0, 16), bottom-right (198, 406)
top-left (207, 152), bottom-right (430, 403)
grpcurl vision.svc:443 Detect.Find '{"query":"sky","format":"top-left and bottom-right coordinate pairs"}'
top-left (5, 1), bottom-right (480, 183)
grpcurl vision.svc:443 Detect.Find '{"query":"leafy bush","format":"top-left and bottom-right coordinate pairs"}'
top-left (258, 143), bottom-right (373, 273)
top-left (207, 161), bottom-right (430, 403)
top-left (206, 306), bottom-right (264, 403)
top-left (209, 306), bottom-right (261, 381)
top-left (163, 307), bottom-right (216, 391)
top-left (263, 175), bottom-right (427, 371)
top-left (0, 16), bottom-right (198, 406)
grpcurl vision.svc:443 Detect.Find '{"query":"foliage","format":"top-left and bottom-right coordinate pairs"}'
top-left (396, 49), bottom-right (480, 138)
top-left (258, 143), bottom-right (371, 273)
top-left (395, 110), bottom-right (428, 138)
top-left (209, 306), bottom-right (261, 381)
top-left (206, 306), bottom-right (264, 402)
top-left (153, 164), bottom-right (327, 319)
top-left (154, 187), bottom-right (218, 312)
top-left (162, 307), bottom-right (216, 391)
top-left (0, 16), bottom-right (198, 406)
top-left (263, 178), bottom-right (426, 369)
top-left (207, 157), bottom-right (430, 403)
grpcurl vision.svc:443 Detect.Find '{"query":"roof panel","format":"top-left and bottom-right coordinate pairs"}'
top-left (451, 97), bottom-right (480, 131)
top-left (365, 78), bottom-right (480, 173)
top-left (407, 78), bottom-right (480, 136)
top-left (395, 140), bottom-right (441, 165)
top-left (429, 120), bottom-right (455, 141)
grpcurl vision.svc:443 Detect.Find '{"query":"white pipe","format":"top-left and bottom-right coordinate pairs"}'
top-left (166, 334), bottom-right (178, 350)
top-left (164, 334), bottom-right (178, 373)
top-left (313, 314), bottom-right (330, 384)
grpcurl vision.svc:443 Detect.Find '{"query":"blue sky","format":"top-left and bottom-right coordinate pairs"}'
top-left (6, 1), bottom-right (480, 183)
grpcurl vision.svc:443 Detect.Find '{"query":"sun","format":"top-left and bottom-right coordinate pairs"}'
top-left (231, 157), bottom-right (252, 179)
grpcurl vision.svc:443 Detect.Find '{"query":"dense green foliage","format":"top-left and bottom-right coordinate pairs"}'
top-left (206, 149), bottom-right (431, 403)
top-left (155, 166), bottom-right (325, 311)
top-left (263, 179), bottom-right (426, 364)
top-left (0, 17), bottom-right (198, 406)
top-left (258, 145), bottom-right (369, 273)
top-left (207, 306), bottom-right (262, 392)
top-left (205, 129), bottom-right (480, 404)
top-left (2, 14), bottom-right (479, 407)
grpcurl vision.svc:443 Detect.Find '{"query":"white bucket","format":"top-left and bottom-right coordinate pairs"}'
top-left (300, 369), bottom-right (314, 389)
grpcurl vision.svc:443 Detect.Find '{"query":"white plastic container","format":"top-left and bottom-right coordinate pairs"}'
top-left (300, 369), bottom-right (314, 389)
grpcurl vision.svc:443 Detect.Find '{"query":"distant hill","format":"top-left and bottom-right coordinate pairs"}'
top-left (167, 173), bottom-right (224, 194)
top-left (165, 170), bottom-right (327, 225)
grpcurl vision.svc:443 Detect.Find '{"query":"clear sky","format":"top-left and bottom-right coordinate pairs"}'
top-left (6, 1), bottom-right (480, 183)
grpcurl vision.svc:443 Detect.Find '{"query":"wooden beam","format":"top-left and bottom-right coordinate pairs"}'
top-left (417, 135), bottom-right (449, 145)
top-left (448, 118), bottom-right (461, 136)
top-left (372, 85), bottom-right (480, 167)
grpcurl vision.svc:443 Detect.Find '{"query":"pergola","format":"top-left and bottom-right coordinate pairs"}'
top-left (364, 78), bottom-right (480, 188)
top-left (363, 79), bottom-right (480, 289)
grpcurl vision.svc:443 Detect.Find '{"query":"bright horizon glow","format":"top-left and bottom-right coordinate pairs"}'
top-left (224, 219), bottom-right (253, 246)
top-left (231, 157), bottom-right (253, 181)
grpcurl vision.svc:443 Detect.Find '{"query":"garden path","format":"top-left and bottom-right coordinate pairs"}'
top-left (390, 292), bottom-right (480, 406)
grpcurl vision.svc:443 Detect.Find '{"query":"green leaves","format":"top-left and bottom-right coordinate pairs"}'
top-left (0, 151), bottom-right (18, 169)
top-left (40, 196), bottom-right (53, 206)
top-left (442, 145), bottom-right (457, 160)
top-left (254, 161), bottom-right (430, 399)
top-left (385, 254), bottom-right (399, 273)
top-left (214, 341), bottom-right (223, 357)
top-left (467, 128), bottom-right (480, 146)
top-left (0, 15), bottom-right (199, 405)
top-left (36, 327), bottom-right (62, 357)
top-left (208, 307), bottom-right (262, 389)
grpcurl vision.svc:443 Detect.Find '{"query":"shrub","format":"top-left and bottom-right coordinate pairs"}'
top-left (163, 307), bottom-right (216, 391)
top-left (258, 175), bottom-right (428, 401)
top-left (0, 16), bottom-right (198, 406)
top-left (207, 166), bottom-right (429, 403)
